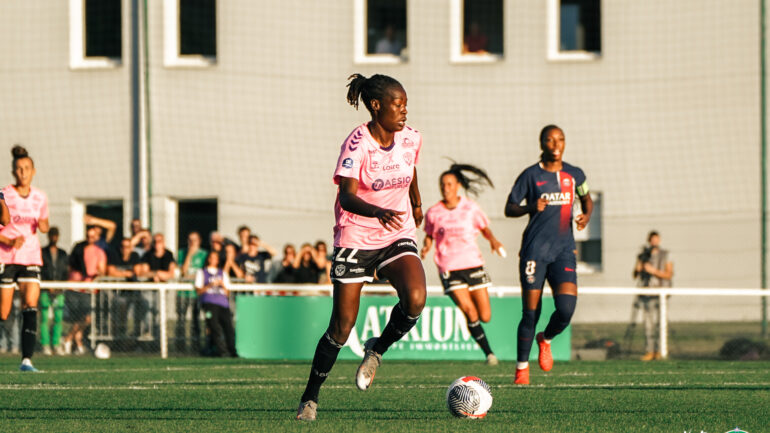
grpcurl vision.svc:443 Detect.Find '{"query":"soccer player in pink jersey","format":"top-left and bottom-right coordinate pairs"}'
top-left (420, 163), bottom-right (505, 366)
top-left (0, 145), bottom-right (50, 372)
top-left (296, 74), bottom-right (426, 421)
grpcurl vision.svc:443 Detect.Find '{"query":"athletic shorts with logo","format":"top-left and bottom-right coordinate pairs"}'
top-left (0, 264), bottom-right (41, 288)
top-left (519, 249), bottom-right (577, 291)
top-left (440, 266), bottom-right (491, 294)
top-left (331, 238), bottom-right (419, 283)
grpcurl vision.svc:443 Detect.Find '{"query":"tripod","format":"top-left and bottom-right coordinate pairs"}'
top-left (622, 296), bottom-right (643, 357)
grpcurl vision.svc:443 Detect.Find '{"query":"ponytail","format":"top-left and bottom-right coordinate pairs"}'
top-left (441, 162), bottom-right (494, 197)
top-left (345, 73), bottom-right (403, 114)
top-left (11, 144), bottom-right (32, 169)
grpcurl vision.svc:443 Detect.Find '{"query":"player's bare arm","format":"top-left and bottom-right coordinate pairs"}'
top-left (409, 167), bottom-right (423, 227)
top-left (0, 195), bottom-right (9, 226)
top-left (338, 176), bottom-right (405, 231)
top-left (480, 227), bottom-right (503, 252)
top-left (574, 193), bottom-right (593, 231)
top-left (420, 235), bottom-right (433, 259)
top-left (505, 198), bottom-right (547, 217)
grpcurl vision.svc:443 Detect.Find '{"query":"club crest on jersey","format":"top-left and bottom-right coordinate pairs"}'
top-left (342, 158), bottom-right (354, 169)
top-left (562, 178), bottom-right (571, 187)
top-left (403, 152), bottom-right (414, 166)
top-left (370, 160), bottom-right (379, 170)
top-left (334, 264), bottom-right (346, 277)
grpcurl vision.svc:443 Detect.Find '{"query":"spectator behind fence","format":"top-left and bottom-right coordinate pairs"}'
top-left (194, 251), bottom-right (236, 357)
top-left (314, 241), bottom-right (332, 284)
top-left (107, 237), bottom-right (142, 344)
top-left (135, 233), bottom-right (176, 340)
top-left (223, 243), bottom-right (244, 280)
top-left (236, 235), bottom-right (277, 283)
top-left (294, 243), bottom-right (323, 284)
top-left (177, 231), bottom-right (207, 353)
top-left (83, 214), bottom-right (116, 254)
top-left (131, 228), bottom-right (152, 257)
top-left (272, 243), bottom-right (297, 284)
top-left (632, 231), bottom-right (674, 361)
top-left (237, 225), bottom-right (251, 255)
top-left (40, 227), bottom-right (68, 356)
top-left (64, 225), bottom-right (107, 355)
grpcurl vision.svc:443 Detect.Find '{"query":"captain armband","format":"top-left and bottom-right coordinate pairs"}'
top-left (576, 182), bottom-right (589, 197)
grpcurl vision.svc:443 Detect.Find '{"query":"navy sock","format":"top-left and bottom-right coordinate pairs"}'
top-left (372, 303), bottom-right (419, 355)
top-left (22, 308), bottom-right (37, 359)
top-left (467, 320), bottom-right (493, 356)
top-left (517, 309), bottom-right (538, 362)
top-left (301, 332), bottom-right (343, 403)
top-left (544, 294), bottom-right (577, 340)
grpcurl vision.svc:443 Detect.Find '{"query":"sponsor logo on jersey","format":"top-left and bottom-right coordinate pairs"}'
top-left (541, 191), bottom-right (572, 205)
top-left (12, 215), bottom-right (37, 224)
top-left (383, 163), bottom-right (400, 171)
top-left (349, 267), bottom-right (365, 274)
top-left (334, 264), bottom-right (346, 276)
top-left (372, 176), bottom-right (412, 191)
top-left (536, 180), bottom-right (548, 186)
top-left (403, 152), bottom-right (414, 166)
top-left (26, 266), bottom-right (41, 272)
top-left (397, 241), bottom-right (416, 248)
top-left (342, 158), bottom-right (354, 169)
top-left (564, 267), bottom-right (574, 272)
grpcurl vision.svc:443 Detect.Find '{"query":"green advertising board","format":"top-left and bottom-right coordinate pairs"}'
top-left (235, 295), bottom-right (570, 361)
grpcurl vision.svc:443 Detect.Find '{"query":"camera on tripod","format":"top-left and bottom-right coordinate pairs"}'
top-left (637, 246), bottom-right (654, 287)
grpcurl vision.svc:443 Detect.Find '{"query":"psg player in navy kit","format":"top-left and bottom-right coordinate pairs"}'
top-left (505, 125), bottom-right (593, 385)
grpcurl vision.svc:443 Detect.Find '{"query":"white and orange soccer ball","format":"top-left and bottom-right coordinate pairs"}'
top-left (446, 376), bottom-right (493, 419)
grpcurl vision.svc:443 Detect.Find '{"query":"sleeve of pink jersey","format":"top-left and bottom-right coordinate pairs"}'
top-left (333, 140), bottom-right (364, 185)
top-left (472, 201), bottom-right (490, 230)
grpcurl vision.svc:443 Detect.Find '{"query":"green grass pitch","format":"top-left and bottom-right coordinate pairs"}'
top-left (0, 356), bottom-right (767, 432)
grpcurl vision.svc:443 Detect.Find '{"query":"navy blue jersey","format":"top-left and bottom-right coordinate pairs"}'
top-left (507, 162), bottom-right (589, 262)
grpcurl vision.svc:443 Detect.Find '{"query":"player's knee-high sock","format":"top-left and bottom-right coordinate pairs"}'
top-left (301, 332), bottom-right (343, 403)
top-left (467, 320), bottom-right (493, 356)
top-left (21, 308), bottom-right (38, 359)
top-left (517, 309), bottom-right (538, 363)
top-left (543, 294), bottom-right (577, 340)
top-left (372, 303), bottom-right (419, 355)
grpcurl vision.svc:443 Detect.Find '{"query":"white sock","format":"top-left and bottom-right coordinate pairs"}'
top-left (21, 358), bottom-right (33, 367)
top-left (516, 361), bottom-right (529, 369)
top-left (544, 338), bottom-right (552, 345)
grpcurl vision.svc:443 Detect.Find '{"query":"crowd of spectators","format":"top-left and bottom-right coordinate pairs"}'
top-left (30, 216), bottom-right (333, 357)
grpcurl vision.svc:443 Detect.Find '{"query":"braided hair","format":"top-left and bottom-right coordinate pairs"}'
top-left (11, 144), bottom-right (33, 170)
top-left (346, 73), bottom-right (403, 114)
top-left (441, 162), bottom-right (494, 197)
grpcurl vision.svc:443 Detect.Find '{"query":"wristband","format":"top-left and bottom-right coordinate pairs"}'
top-left (413, 203), bottom-right (422, 208)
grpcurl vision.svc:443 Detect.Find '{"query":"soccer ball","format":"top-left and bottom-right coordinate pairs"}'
top-left (446, 376), bottom-right (493, 418)
top-left (94, 343), bottom-right (111, 359)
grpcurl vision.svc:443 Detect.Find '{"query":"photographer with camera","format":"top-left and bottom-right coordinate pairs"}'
top-left (632, 231), bottom-right (674, 361)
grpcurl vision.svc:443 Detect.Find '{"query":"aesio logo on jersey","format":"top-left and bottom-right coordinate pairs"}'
top-left (372, 176), bottom-right (412, 191)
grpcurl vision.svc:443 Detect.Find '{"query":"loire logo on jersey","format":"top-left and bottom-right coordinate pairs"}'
top-left (342, 158), bottom-right (354, 169)
top-left (372, 176), bottom-right (412, 191)
top-left (541, 191), bottom-right (571, 205)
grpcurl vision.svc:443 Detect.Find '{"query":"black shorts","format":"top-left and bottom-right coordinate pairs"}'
top-left (519, 249), bottom-right (577, 292)
top-left (440, 266), bottom-right (491, 294)
top-left (0, 264), bottom-right (41, 288)
top-left (65, 291), bottom-right (92, 322)
top-left (331, 238), bottom-right (420, 284)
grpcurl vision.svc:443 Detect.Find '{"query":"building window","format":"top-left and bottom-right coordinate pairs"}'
top-left (69, 0), bottom-right (122, 69)
top-left (548, 0), bottom-right (601, 61)
top-left (354, 0), bottom-right (407, 64)
top-left (450, 0), bottom-right (503, 63)
top-left (574, 192), bottom-right (602, 273)
top-left (164, 0), bottom-right (216, 67)
top-left (177, 199), bottom-right (217, 251)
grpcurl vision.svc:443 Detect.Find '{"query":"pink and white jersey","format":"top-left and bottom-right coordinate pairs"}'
top-left (333, 123), bottom-right (422, 249)
top-left (424, 196), bottom-right (489, 274)
top-left (0, 185), bottom-right (48, 266)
